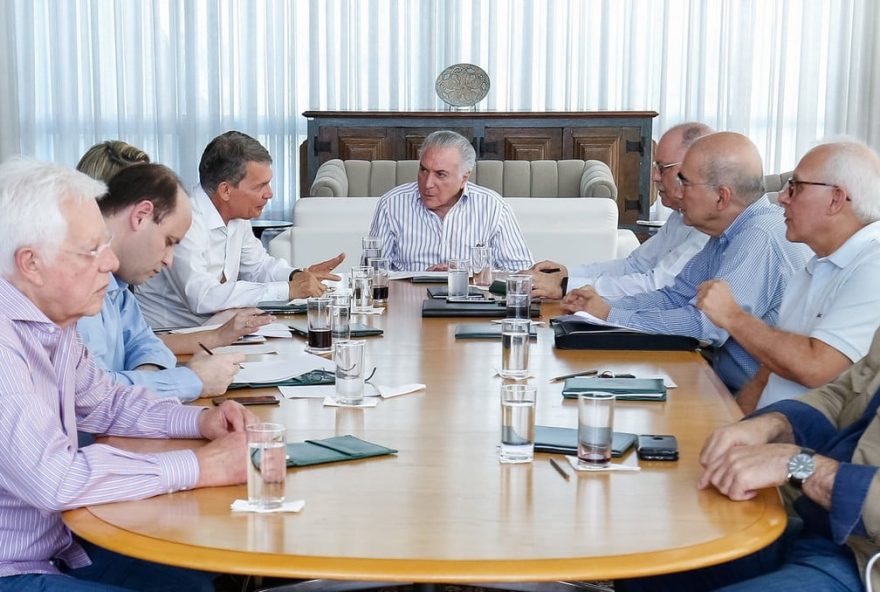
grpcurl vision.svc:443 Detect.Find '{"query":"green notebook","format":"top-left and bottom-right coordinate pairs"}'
top-left (258, 300), bottom-right (308, 314)
top-left (228, 369), bottom-right (335, 390)
top-left (279, 435), bottom-right (398, 467)
top-left (561, 377), bottom-right (667, 401)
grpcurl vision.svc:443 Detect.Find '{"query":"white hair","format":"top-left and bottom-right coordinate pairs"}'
top-left (813, 141), bottom-right (880, 223)
top-left (419, 130), bottom-right (476, 175)
top-left (0, 158), bottom-right (107, 278)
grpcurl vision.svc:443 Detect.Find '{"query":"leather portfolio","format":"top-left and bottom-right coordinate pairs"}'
top-left (561, 376), bottom-right (668, 401)
top-left (422, 299), bottom-right (540, 318)
top-left (551, 316), bottom-right (698, 351)
top-left (533, 425), bottom-right (637, 457)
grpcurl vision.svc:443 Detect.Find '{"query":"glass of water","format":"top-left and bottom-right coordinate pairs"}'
top-left (471, 245), bottom-right (493, 289)
top-left (499, 384), bottom-right (537, 463)
top-left (361, 236), bottom-right (382, 267)
top-left (447, 258), bottom-right (470, 299)
top-left (506, 274), bottom-right (532, 319)
top-left (500, 318), bottom-right (531, 379)
top-left (369, 257), bottom-right (390, 305)
top-left (350, 266), bottom-right (374, 313)
top-left (246, 423), bottom-right (287, 509)
top-left (334, 339), bottom-right (366, 405)
top-left (329, 290), bottom-right (351, 342)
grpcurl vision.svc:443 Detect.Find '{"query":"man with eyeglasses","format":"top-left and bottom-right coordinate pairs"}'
top-left (0, 159), bottom-right (254, 591)
top-left (528, 122), bottom-right (712, 299)
top-left (563, 132), bottom-right (811, 392)
top-left (694, 142), bottom-right (880, 413)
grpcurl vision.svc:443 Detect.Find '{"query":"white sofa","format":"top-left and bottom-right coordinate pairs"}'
top-left (268, 197), bottom-right (639, 272)
top-left (310, 159), bottom-right (618, 199)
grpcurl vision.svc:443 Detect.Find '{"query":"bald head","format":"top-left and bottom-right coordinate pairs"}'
top-left (653, 122), bottom-right (715, 209)
top-left (687, 132), bottom-right (765, 205)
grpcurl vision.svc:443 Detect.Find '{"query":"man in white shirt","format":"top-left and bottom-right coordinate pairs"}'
top-left (528, 122), bottom-right (713, 299)
top-left (136, 131), bottom-right (343, 328)
top-left (696, 141), bottom-right (880, 412)
top-left (367, 130), bottom-right (533, 271)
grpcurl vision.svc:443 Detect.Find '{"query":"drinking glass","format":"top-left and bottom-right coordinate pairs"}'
top-left (447, 258), bottom-right (470, 299)
top-left (246, 423), bottom-right (287, 509)
top-left (471, 245), bottom-right (493, 289)
top-left (306, 296), bottom-right (332, 353)
top-left (499, 384), bottom-right (537, 463)
top-left (577, 392), bottom-right (615, 468)
top-left (351, 266), bottom-right (374, 313)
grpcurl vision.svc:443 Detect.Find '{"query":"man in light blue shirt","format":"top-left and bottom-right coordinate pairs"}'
top-left (563, 132), bottom-right (812, 392)
top-left (77, 164), bottom-right (244, 401)
top-left (530, 123), bottom-right (712, 299)
top-left (367, 130), bottom-right (533, 271)
top-left (696, 141), bottom-right (880, 412)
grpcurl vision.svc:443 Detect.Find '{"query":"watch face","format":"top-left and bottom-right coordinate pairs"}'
top-left (789, 453), bottom-right (815, 480)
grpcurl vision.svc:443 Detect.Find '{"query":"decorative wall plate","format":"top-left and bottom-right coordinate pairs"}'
top-left (435, 63), bottom-right (490, 108)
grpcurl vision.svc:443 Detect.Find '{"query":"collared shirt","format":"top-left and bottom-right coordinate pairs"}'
top-left (759, 221), bottom-right (880, 408)
top-left (367, 181), bottom-right (534, 271)
top-left (0, 279), bottom-right (203, 577)
top-left (77, 275), bottom-right (203, 401)
top-left (135, 187), bottom-right (295, 328)
top-left (567, 211), bottom-right (709, 299)
top-left (608, 197), bottom-right (812, 391)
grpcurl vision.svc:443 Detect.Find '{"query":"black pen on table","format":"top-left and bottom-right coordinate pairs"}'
top-left (550, 369), bottom-right (598, 382)
top-left (549, 457), bottom-right (570, 481)
top-left (197, 342), bottom-right (213, 356)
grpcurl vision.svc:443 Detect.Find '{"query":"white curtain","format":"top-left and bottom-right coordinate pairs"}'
top-left (3, 0), bottom-right (879, 219)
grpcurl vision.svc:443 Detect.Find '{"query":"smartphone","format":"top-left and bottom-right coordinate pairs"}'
top-left (637, 434), bottom-right (679, 461)
top-left (212, 395), bottom-right (280, 406)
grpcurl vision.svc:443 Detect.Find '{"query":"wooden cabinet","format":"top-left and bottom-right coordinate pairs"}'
top-left (303, 110), bottom-right (657, 223)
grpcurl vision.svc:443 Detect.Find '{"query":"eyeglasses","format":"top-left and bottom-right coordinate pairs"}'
top-left (676, 172), bottom-right (715, 189)
top-left (652, 161), bottom-right (681, 173)
top-left (63, 231), bottom-right (114, 261)
top-left (782, 179), bottom-right (839, 199)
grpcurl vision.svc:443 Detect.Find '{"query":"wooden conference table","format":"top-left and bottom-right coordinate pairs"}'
top-left (64, 281), bottom-right (786, 583)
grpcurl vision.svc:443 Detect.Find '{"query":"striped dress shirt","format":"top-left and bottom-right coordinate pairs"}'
top-left (0, 279), bottom-right (203, 577)
top-left (367, 182), bottom-right (534, 271)
top-left (607, 197), bottom-right (812, 391)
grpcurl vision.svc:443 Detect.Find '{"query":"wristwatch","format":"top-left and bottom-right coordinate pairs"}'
top-left (787, 448), bottom-right (816, 489)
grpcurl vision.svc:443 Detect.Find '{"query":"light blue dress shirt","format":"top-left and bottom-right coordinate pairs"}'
top-left (567, 211), bottom-right (709, 298)
top-left (607, 197), bottom-right (812, 391)
top-left (77, 275), bottom-right (203, 401)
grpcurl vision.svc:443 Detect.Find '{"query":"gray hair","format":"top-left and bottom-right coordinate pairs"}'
top-left (199, 131), bottom-right (272, 195)
top-left (815, 141), bottom-right (880, 223)
top-left (674, 122), bottom-right (715, 150)
top-left (418, 130), bottom-right (476, 175)
top-left (0, 158), bottom-right (106, 278)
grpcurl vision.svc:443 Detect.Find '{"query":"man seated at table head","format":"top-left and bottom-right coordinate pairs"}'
top-left (0, 158), bottom-right (254, 591)
top-left (135, 130), bottom-right (344, 328)
top-left (695, 141), bottom-right (880, 414)
top-left (616, 326), bottom-right (880, 592)
top-left (528, 122), bottom-right (713, 299)
top-left (367, 130), bottom-right (534, 271)
top-left (77, 163), bottom-right (250, 401)
top-left (562, 132), bottom-right (812, 392)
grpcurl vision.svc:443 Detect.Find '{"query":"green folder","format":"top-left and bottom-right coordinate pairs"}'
top-left (286, 320), bottom-right (383, 338)
top-left (534, 425), bottom-right (637, 457)
top-left (258, 300), bottom-right (308, 314)
top-left (561, 377), bottom-right (667, 401)
top-left (453, 323), bottom-right (538, 339)
top-left (228, 369), bottom-right (335, 390)
top-left (281, 435), bottom-right (398, 467)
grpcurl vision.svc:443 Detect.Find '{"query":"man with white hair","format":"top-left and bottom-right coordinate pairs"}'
top-left (696, 141), bottom-right (880, 412)
top-left (367, 130), bottom-right (533, 271)
top-left (0, 159), bottom-right (253, 591)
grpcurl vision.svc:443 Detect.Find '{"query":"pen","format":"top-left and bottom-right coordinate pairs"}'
top-left (549, 457), bottom-right (571, 481)
top-left (540, 268), bottom-right (561, 273)
top-left (198, 342), bottom-right (214, 356)
top-left (550, 369), bottom-right (598, 382)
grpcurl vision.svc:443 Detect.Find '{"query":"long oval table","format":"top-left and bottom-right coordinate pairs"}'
top-left (64, 281), bottom-right (786, 583)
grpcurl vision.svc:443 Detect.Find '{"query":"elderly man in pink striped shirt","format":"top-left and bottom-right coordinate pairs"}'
top-left (0, 159), bottom-right (254, 591)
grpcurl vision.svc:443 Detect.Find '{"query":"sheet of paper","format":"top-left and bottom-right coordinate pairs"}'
top-left (322, 396), bottom-right (380, 408)
top-left (230, 499), bottom-right (305, 513)
top-left (280, 383), bottom-right (385, 399)
top-left (254, 322), bottom-right (297, 338)
top-left (234, 349), bottom-right (335, 384)
top-left (375, 383), bottom-right (426, 398)
top-left (213, 344), bottom-right (279, 355)
top-left (572, 311), bottom-right (631, 329)
top-left (565, 456), bottom-right (641, 472)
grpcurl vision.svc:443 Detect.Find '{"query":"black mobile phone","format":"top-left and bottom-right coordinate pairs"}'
top-left (637, 434), bottom-right (679, 461)
top-left (213, 395), bottom-right (280, 406)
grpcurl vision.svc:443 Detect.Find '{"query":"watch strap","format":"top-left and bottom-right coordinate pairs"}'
top-left (787, 447), bottom-right (816, 490)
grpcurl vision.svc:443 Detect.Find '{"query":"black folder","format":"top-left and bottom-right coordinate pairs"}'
top-left (454, 322), bottom-right (538, 339)
top-left (551, 316), bottom-right (698, 351)
top-left (534, 426), bottom-right (637, 457)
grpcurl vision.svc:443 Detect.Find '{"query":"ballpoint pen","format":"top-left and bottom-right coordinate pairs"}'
top-left (197, 342), bottom-right (214, 355)
top-left (550, 369), bottom-right (598, 382)
top-left (549, 457), bottom-right (571, 481)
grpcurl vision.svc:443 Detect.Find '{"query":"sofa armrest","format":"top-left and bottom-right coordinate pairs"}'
top-left (616, 229), bottom-right (640, 259)
top-left (579, 160), bottom-right (618, 198)
top-left (267, 228), bottom-right (294, 265)
top-left (310, 159), bottom-right (349, 197)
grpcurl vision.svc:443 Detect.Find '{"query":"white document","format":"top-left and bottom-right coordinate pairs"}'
top-left (572, 311), bottom-right (632, 330)
top-left (233, 350), bottom-right (335, 384)
top-left (322, 397), bottom-right (380, 408)
top-left (565, 456), bottom-right (641, 472)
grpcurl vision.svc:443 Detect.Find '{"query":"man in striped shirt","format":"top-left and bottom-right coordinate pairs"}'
top-left (367, 130), bottom-right (533, 271)
top-left (0, 159), bottom-right (254, 591)
top-left (563, 132), bottom-right (812, 392)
